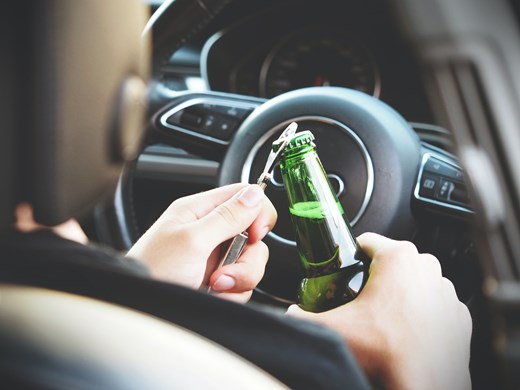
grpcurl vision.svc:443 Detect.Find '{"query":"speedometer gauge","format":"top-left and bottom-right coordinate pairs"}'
top-left (259, 29), bottom-right (380, 98)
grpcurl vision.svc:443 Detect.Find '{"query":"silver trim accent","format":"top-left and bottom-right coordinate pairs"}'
top-left (142, 0), bottom-right (174, 37)
top-left (413, 152), bottom-right (473, 214)
top-left (241, 116), bottom-right (375, 246)
top-left (269, 165), bottom-right (285, 188)
top-left (114, 175), bottom-right (134, 250)
top-left (201, 22), bottom-right (381, 99)
top-left (159, 97), bottom-right (258, 145)
top-left (409, 122), bottom-right (451, 135)
top-left (327, 173), bottom-right (345, 198)
top-left (200, 30), bottom-right (223, 91)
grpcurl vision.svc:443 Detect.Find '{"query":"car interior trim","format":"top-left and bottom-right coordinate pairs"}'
top-left (159, 97), bottom-right (260, 145)
top-left (114, 175), bottom-right (136, 250)
top-left (200, 30), bottom-right (223, 91)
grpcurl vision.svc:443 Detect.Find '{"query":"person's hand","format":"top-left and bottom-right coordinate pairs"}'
top-left (127, 183), bottom-right (277, 303)
top-left (287, 233), bottom-right (472, 390)
top-left (15, 203), bottom-right (88, 244)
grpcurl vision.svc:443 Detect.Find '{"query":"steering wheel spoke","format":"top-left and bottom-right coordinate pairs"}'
top-left (413, 147), bottom-right (473, 218)
top-left (151, 91), bottom-right (264, 160)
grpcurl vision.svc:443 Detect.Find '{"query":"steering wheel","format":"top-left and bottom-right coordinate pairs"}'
top-left (116, 0), bottom-right (473, 303)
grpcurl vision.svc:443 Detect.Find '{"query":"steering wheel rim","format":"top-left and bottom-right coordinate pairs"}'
top-left (218, 86), bottom-right (421, 300)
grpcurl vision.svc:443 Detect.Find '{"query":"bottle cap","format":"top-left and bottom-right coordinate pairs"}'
top-left (286, 130), bottom-right (315, 150)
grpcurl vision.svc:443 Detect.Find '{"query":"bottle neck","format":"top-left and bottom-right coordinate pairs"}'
top-left (281, 144), bottom-right (316, 161)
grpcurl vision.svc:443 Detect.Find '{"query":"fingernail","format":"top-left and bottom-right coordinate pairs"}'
top-left (238, 185), bottom-right (263, 207)
top-left (213, 275), bottom-right (236, 291)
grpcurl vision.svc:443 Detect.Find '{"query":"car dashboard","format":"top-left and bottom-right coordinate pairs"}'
top-left (120, 0), bottom-right (475, 306)
top-left (159, 0), bottom-right (433, 122)
top-left (135, 0), bottom-right (443, 220)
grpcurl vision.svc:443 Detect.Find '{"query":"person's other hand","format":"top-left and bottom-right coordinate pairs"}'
top-left (287, 233), bottom-right (472, 390)
top-left (15, 203), bottom-right (88, 244)
top-left (127, 184), bottom-right (277, 303)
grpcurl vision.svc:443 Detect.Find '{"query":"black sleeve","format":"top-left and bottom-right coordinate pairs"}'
top-left (0, 230), bottom-right (370, 390)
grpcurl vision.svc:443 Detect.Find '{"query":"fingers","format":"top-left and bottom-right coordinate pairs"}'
top-left (14, 203), bottom-right (88, 244)
top-left (159, 184), bottom-right (277, 247)
top-left (357, 232), bottom-right (399, 259)
top-left (14, 203), bottom-right (40, 232)
top-left (246, 197), bottom-right (277, 243)
top-left (358, 233), bottom-right (420, 265)
top-left (209, 241), bottom-right (269, 293)
top-left (421, 253), bottom-right (443, 279)
top-left (164, 183), bottom-right (247, 224)
top-left (458, 300), bottom-right (473, 345)
top-left (195, 185), bottom-right (277, 248)
top-left (358, 232), bottom-right (443, 277)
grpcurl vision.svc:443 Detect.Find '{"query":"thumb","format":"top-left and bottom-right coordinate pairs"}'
top-left (195, 185), bottom-right (265, 247)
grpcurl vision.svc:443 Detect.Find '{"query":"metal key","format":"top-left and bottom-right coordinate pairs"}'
top-left (209, 122), bottom-right (298, 289)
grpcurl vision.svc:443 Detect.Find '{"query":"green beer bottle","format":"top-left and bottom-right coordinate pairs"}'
top-left (278, 130), bottom-right (370, 312)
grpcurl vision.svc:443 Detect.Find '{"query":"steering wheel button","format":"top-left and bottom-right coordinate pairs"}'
top-left (213, 116), bottom-right (239, 140)
top-left (437, 179), bottom-right (455, 200)
top-left (180, 110), bottom-right (204, 128)
top-left (419, 175), bottom-right (438, 198)
top-left (208, 104), bottom-right (252, 120)
top-left (424, 157), bottom-right (460, 180)
top-left (449, 186), bottom-right (469, 204)
top-left (226, 107), bottom-right (252, 120)
top-left (201, 115), bottom-right (217, 131)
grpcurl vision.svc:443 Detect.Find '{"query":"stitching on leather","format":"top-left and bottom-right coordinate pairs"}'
top-left (196, 0), bottom-right (211, 14)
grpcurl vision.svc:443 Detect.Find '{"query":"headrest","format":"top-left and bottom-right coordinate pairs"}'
top-left (0, 0), bottom-right (150, 229)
